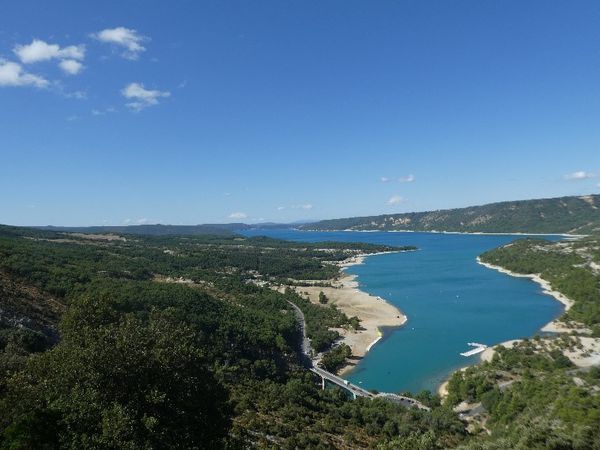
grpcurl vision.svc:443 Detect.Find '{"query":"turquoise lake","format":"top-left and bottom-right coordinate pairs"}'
top-left (241, 230), bottom-right (564, 394)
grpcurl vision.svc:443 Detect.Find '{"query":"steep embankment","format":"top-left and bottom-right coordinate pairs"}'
top-left (0, 269), bottom-right (65, 343)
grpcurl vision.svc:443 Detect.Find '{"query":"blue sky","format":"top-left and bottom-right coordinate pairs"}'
top-left (1, 1), bottom-right (599, 226)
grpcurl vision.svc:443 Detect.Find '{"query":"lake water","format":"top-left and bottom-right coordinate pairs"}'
top-left (241, 230), bottom-right (564, 394)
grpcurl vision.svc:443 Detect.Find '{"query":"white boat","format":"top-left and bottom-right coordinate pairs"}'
top-left (460, 342), bottom-right (487, 357)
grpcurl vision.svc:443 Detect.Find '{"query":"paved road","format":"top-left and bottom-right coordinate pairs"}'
top-left (287, 300), bottom-right (430, 410)
top-left (287, 300), bottom-right (311, 365)
top-left (311, 366), bottom-right (374, 398)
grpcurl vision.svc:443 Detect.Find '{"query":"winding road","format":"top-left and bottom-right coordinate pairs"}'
top-left (287, 300), bottom-right (430, 410)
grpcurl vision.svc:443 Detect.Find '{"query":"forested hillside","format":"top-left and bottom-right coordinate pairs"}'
top-left (0, 225), bottom-right (469, 449)
top-left (3, 224), bottom-right (599, 448)
top-left (301, 194), bottom-right (600, 234)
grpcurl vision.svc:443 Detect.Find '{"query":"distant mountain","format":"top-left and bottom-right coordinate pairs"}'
top-left (34, 224), bottom-right (243, 236)
top-left (299, 194), bottom-right (600, 235)
top-left (33, 222), bottom-right (295, 236)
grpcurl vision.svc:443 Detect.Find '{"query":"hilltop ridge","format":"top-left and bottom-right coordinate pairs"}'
top-left (300, 194), bottom-right (600, 235)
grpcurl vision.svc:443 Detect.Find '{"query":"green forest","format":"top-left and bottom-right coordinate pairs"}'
top-left (1, 224), bottom-right (599, 448)
top-left (0, 225), bottom-right (467, 449)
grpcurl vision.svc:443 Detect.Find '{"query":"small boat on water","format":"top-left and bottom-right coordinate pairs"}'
top-left (460, 342), bottom-right (487, 357)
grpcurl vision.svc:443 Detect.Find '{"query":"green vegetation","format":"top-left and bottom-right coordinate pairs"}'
top-left (320, 344), bottom-right (352, 372)
top-left (447, 339), bottom-right (600, 449)
top-left (480, 236), bottom-right (600, 327)
top-left (0, 225), bottom-right (472, 449)
top-left (286, 288), bottom-right (352, 352)
top-left (444, 234), bottom-right (600, 449)
top-left (301, 194), bottom-right (600, 234)
top-left (319, 291), bottom-right (328, 304)
top-left (3, 221), bottom-right (598, 448)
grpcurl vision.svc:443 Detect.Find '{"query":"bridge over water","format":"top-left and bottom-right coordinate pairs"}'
top-left (287, 301), bottom-right (429, 411)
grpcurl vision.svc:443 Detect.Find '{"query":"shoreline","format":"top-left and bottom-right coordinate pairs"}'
top-left (475, 257), bottom-right (576, 367)
top-left (475, 257), bottom-right (574, 312)
top-left (437, 256), bottom-right (600, 397)
top-left (337, 251), bottom-right (408, 375)
top-left (474, 257), bottom-right (580, 365)
top-left (437, 256), bottom-right (577, 398)
top-left (297, 228), bottom-right (585, 238)
top-left (291, 250), bottom-right (408, 376)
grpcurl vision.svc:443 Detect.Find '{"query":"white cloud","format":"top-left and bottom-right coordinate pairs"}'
top-left (387, 195), bottom-right (405, 205)
top-left (277, 206), bottom-right (285, 211)
top-left (381, 174), bottom-right (416, 183)
top-left (121, 82), bottom-right (170, 111)
top-left (59, 59), bottom-right (83, 75)
top-left (0, 59), bottom-right (48, 88)
top-left (291, 204), bottom-right (313, 210)
top-left (92, 27), bottom-right (148, 60)
top-left (564, 171), bottom-right (596, 181)
top-left (13, 39), bottom-right (85, 64)
top-left (228, 212), bottom-right (247, 220)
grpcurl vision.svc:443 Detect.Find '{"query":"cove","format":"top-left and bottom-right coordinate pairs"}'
top-left (240, 230), bottom-right (564, 394)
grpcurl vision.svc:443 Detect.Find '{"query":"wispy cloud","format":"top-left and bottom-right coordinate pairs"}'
top-left (92, 27), bottom-right (148, 60)
top-left (381, 174), bottom-right (416, 183)
top-left (0, 59), bottom-right (48, 88)
top-left (387, 195), bottom-right (405, 205)
top-left (91, 107), bottom-right (117, 116)
top-left (277, 203), bottom-right (313, 211)
top-left (121, 82), bottom-right (170, 111)
top-left (65, 89), bottom-right (87, 99)
top-left (14, 39), bottom-right (85, 64)
top-left (564, 171), bottom-right (596, 181)
top-left (124, 218), bottom-right (152, 225)
top-left (228, 212), bottom-right (247, 220)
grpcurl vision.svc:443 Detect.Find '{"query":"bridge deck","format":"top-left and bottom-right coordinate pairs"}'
top-left (288, 300), bottom-right (429, 410)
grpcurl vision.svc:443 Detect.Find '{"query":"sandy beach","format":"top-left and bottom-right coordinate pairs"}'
top-left (289, 251), bottom-right (407, 374)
